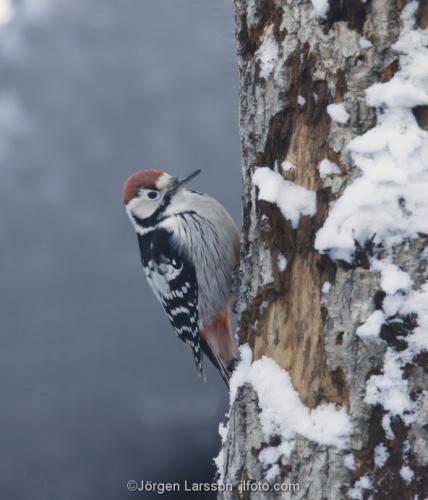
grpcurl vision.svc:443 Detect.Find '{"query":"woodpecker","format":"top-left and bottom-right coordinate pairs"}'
top-left (123, 169), bottom-right (240, 385)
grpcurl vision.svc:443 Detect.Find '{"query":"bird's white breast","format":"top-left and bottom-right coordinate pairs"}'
top-left (160, 190), bottom-right (239, 321)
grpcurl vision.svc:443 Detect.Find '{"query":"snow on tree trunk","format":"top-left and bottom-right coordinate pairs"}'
top-left (217, 0), bottom-right (428, 498)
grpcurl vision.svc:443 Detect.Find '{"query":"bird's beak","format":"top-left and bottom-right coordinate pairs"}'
top-left (170, 169), bottom-right (201, 192)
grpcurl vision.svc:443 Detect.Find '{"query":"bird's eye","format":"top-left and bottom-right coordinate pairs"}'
top-left (147, 191), bottom-right (159, 200)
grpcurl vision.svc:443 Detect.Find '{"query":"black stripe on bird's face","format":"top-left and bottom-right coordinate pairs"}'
top-left (131, 191), bottom-right (174, 229)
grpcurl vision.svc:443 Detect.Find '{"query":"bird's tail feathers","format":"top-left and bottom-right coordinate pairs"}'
top-left (191, 344), bottom-right (207, 382)
top-left (200, 305), bottom-right (238, 388)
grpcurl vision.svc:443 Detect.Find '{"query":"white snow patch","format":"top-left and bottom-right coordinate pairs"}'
top-left (344, 453), bottom-right (356, 470)
top-left (318, 158), bottom-right (341, 178)
top-left (229, 345), bottom-right (352, 452)
top-left (213, 448), bottom-right (224, 477)
top-left (316, 3), bottom-right (428, 263)
top-left (322, 281), bottom-right (332, 294)
top-left (260, 246), bottom-right (274, 285)
top-left (402, 439), bottom-right (411, 456)
top-left (359, 37), bottom-right (373, 49)
top-left (382, 294), bottom-right (405, 318)
top-left (255, 26), bottom-right (279, 79)
top-left (366, 80), bottom-right (428, 108)
top-left (376, 262), bottom-right (414, 295)
top-left (310, 0), bottom-right (329, 18)
top-left (281, 160), bottom-right (295, 172)
top-left (262, 268), bottom-right (274, 285)
top-left (348, 475), bottom-right (372, 500)
top-left (362, 269), bottom-right (428, 439)
top-left (265, 464), bottom-right (280, 482)
top-left (327, 103), bottom-right (350, 124)
top-left (259, 442), bottom-right (294, 465)
top-left (365, 347), bottom-right (416, 434)
top-left (214, 422), bottom-right (228, 480)
top-left (277, 253), bottom-right (287, 272)
top-left (253, 167), bottom-right (316, 229)
top-left (218, 421), bottom-right (228, 442)
top-left (297, 95), bottom-right (306, 106)
top-left (399, 282), bottom-right (428, 354)
top-left (356, 310), bottom-right (385, 340)
top-left (374, 443), bottom-right (389, 468)
top-left (259, 441), bottom-right (295, 481)
top-left (400, 465), bottom-right (414, 484)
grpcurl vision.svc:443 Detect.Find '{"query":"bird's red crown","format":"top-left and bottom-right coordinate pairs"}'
top-left (123, 169), bottom-right (165, 204)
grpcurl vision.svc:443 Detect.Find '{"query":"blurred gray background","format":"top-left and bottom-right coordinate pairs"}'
top-left (0, 0), bottom-right (240, 498)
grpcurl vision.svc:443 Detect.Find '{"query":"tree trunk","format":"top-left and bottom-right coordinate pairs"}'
top-left (218, 0), bottom-right (428, 498)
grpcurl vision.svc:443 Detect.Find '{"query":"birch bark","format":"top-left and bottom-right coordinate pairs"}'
top-left (219, 1), bottom-right (428, 498)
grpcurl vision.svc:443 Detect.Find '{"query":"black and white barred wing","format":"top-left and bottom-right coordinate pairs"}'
top-left (139, 236), bottom-right (204, 379)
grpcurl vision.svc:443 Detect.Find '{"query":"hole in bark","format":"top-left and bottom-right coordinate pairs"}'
top-left (412, 351), bottom-right (428, 373)
top-left (380, 322), bottom-right (408, 351)
top-left (382, 59), bottom-right (400, 82)
top-left (335, 69), bottom-right (348, 101)
top-left (366, 366), bottom-right (383, 381)
top-left (353, 234), bottom-right (378, 269)
top-left (263, 110), bottom-right (292, 167)
top-left (317, 254), bottom-right (337, 284)
top-left (318, 188), bottom-right (330, 208)
top-left (237, 13), bottom-right (258, 60)
top-left (269, 435), bottom-right (281, 447)
top-left (413, 105), bottom-right (428, 131)
top-left (374, 290), bottom-right (386, 310)
top-left (335, 331), bottom-right (344, 345)
top-left (325, 0), bottom-right (368, 34)
top-left (280, 464), bottom-right (292, 478)
top-left (321, 306), bottom-right (329, 322)
top-left (409, 387), bottom-right (422, 402)
top-left (331, 367), bottom-right (347, 396)
top-left (416, 0), bottom-right (428, 28)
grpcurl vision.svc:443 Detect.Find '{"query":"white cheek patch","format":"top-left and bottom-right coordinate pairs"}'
top-left (155, 173), bottom-right (172, 190)
top-left (126, 197), bottom-right (157, 222)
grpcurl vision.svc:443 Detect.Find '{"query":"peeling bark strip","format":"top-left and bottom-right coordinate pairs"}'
top-left (219, 0), bottom-right (428, 499)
